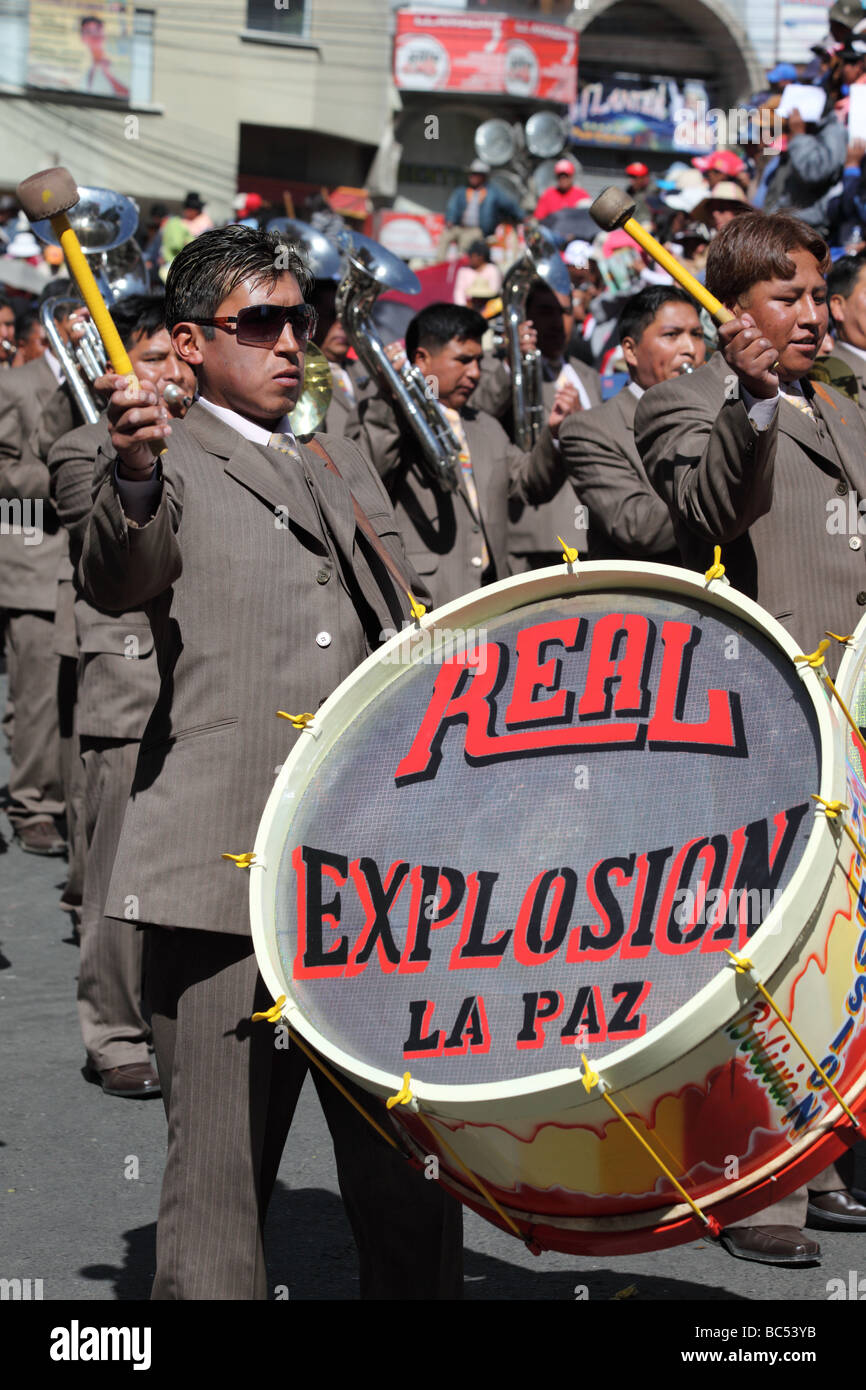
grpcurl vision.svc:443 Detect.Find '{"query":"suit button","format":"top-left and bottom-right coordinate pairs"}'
top-left (472, 524), bottom-right (480, 533)
top-left (836, 481), bottom-right (849, 496)
top-left (315, 631), bottom-right (332, 647)
top-left (850, 536), bottom-right (863, 551)
top-left (316, 567), bottom-right (330, 584)
top-left (470, 556), bottom-right (483, 567)
top-left (858, 592), bottom-right (866, 605)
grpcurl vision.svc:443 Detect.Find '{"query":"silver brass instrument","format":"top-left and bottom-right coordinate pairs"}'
top-left (335, 230), bottom-right (462, 492)
top-left (33, 186), bottom-right (152, 424)
top-left (503, 220), bottom-right (573, 450)
top-left (41, 298), bottom-right (100, 424)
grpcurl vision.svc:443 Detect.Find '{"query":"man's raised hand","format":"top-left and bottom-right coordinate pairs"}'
top-left (718, 313), bottom-right (779, 400)
top-left (106, 374), bottom-right (171, 480)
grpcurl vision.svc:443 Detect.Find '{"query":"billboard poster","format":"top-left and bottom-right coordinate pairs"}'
top-left (28, 0), bottom-right (133, 99)
top-left (394, 11), bottom-right (577, 104)
top-left (571, 72), bottom-right (714, 154)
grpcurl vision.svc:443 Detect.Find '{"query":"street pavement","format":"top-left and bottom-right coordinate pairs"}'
top-left (2, 668), bottom-right (865, 1305)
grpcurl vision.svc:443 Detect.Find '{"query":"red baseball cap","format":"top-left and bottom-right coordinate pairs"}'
top-left (625, 162), bottom-right (649, 177)
top-left (555, 158), bottom-right (575, 174)
top-left (691, 150), bottom-right (746, 175)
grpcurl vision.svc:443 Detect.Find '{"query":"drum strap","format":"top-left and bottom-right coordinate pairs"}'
top-left (306, 437), bottom-right (420, 608)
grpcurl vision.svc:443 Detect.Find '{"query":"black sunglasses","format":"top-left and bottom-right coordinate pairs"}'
top-left (190, 303), bottom-right (318, 348)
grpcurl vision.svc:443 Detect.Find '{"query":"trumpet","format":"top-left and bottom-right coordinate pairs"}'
top-left (336, 229), bottom-right (462, 492)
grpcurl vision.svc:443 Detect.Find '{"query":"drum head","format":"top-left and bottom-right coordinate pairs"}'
top-left (252, 565), bottom-right (866, 1253)
top-left (255, 565), bottom-right (827, 1087)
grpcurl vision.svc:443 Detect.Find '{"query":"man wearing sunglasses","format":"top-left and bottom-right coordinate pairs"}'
top-left (77, 225), bottom-right (462, 1301)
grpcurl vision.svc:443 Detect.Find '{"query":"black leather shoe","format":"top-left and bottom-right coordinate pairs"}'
top-left (807, 1189), bottom-right (866, 1230)
top-left (719, 1225), bottom-right (821, 1266)
top-left (89, 1062), bottom-right (161, 1098)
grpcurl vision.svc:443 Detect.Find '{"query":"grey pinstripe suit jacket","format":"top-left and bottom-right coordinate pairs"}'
top-left (79, 402), bottom-right (426, 935)
top-left (559, 384), bottom-right (679, 564)
top-left (0, 355), bottom-right (67, 612)
top-left (635, 350), bottom-right (866, 673)
top-left (48, 415), bottom-right (158, 742)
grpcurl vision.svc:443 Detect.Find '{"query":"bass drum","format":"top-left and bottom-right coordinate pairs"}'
top-left (251, 563), bottom-right (866, 1255)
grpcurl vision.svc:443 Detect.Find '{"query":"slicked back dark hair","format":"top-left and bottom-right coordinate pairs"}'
top-left (165, 225), bottom-right (313, 338)
top-left (406, 302), bottom-right (487, 360)
top-left (110, 293), bottom-right (167, 350)
top-left (705, 211), bottom-right (830, 305)
top-left (617, 285), bottom-right (700, 345)
top-left (827, 251), bottom-right (866, 306)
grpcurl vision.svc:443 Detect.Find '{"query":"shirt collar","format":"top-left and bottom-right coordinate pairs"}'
top-left (627, 380), bottom-right (645, 400)
top-left (44, 347), bottom-right (64, 384)
top-left (840, 340), bottom-right (866, 364)
top-left (196, 394), bottom-right (295, 446)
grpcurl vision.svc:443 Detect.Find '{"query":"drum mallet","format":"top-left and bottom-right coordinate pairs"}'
top-left (590, 186), bottom-right (734, 326)
top-left (16, 166), bottom-right (139, 386)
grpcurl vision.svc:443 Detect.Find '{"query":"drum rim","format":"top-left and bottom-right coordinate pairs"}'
top-left (251, 560), bottom-right (843, 1117)
top-left (835, 609), bottom-right (866, 705)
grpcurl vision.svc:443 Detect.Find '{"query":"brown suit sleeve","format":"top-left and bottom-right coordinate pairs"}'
top-left (559, 406), bottom-right (676, 557)
top-left (634, 381), bottom-right (778, 544)
top-left (78, 444), bottom-right (183, 612)
top-left (31, 384), bottom-right (77, 465)
top-left (0, 377), bottom-right (60, 503)
top-left (47, 420), bottom-right (108, 566)
top-left (344, 392), bottom-right (403, 481)
top-left (502, 419), bottom-right (566, 507)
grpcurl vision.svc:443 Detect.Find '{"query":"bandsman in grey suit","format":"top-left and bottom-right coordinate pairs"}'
top-left (0, 297), bottom-right (71, 855)
top-left (636, 209), bottom-right (866, 1264)
top-left (560, 284), bottom-right (706, 563)
top-left (472, 280), bottom-right (602, 570)
top-left (79, 225), bottom-right (462, 1300)
top-left (345, 302), bottom-right (580, 609)
top-left (49, 294), bottom-right (195, 1100)
top-left (827, 250), bottom-right (866, 413)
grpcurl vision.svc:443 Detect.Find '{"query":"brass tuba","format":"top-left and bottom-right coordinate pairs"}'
top-left (502, 219), bottom-right (573, 450)
top-left (335, 229), bottom-right (462, 491)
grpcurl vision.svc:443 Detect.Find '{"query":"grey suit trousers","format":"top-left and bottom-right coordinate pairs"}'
top-left (3, 609), bottom-right (63, 827)
top-left (77, 738), bottom-right (149, 1070)
top-left (146, 927), bottom-right (464, 1301)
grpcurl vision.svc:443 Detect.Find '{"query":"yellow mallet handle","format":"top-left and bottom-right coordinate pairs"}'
top-left (53, 212), bottom-right (137, 378)
top-left (622, 217), bottom-right (734, 325)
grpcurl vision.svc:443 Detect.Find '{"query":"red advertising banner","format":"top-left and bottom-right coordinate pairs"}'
top-left (394, 11), bottom-right (577, 104)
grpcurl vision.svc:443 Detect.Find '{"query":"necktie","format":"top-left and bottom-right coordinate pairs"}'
top-left (780, 391), bottom-right (815, 421)
top-left (331, 365), bottom-right (355, 404)
top-left (442, 407), bottom-right (489, 571)
top-left (268, 430), bottom-right (302, 462)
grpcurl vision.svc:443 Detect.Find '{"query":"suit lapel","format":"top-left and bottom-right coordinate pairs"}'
top-left (613, 386), bottom-right (637, 435)
top-left (183, 402), bottom-right (325, 540)
top-left (809, 378), bottom-right (866, 501)
top-left (298, 438), bottom-right (357, 561)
